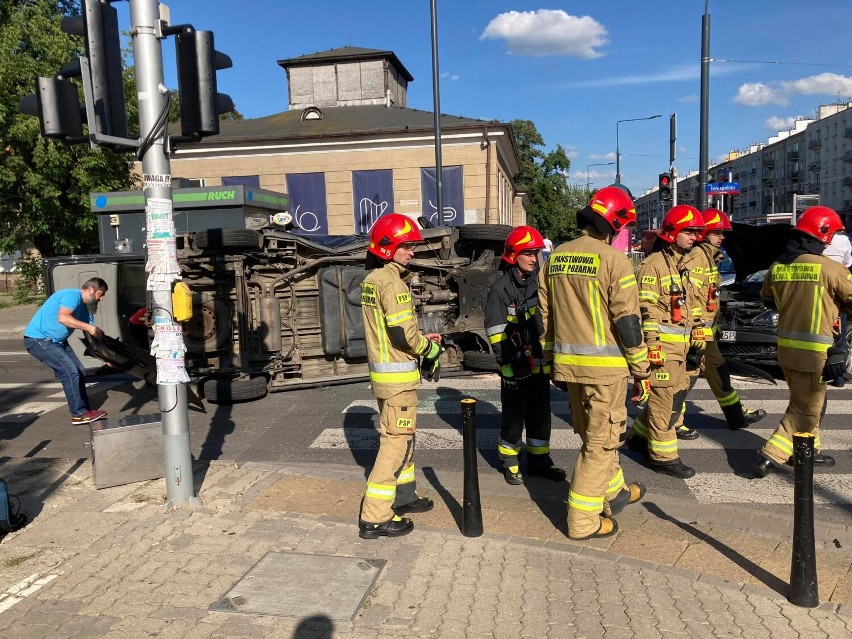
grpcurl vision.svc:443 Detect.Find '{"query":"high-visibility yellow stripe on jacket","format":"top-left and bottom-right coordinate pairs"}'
top-left (761, 255), bottom-right (852, 373)
top-left (539, 232), bottom-right (650, 383)
top-left (362, 262), bottom-right (433, 398)
top-left (485, 267), bottom-right (548, 381)
top-left (637, 246), bottom-right (700, 361)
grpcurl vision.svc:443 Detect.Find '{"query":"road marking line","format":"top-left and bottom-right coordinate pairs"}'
top-left (46, 380), bottom-right (122, 399)
top-left (341, 399), bottom-right (852, 416)
top-left (0, 383), bottom-right (63, 389)
top-left (0, 573), bottom-right (59, 614)
top-left (0, 402), bottom-right (65, 423)
top-left (310, 427), bottom-right (852, 451)
top-left (428, 376), bottom-right (788, 391)
top-left (685, 473), bottom-right (852, 504)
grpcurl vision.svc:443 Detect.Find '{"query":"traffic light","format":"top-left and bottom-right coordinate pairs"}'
top-left (175, 30), bottom-right (234, 139)
top-left (19, 77), bottom-right (85, 141)
top-left (60, 0), bottom-right (128, 139)
top-left (659, 172), bottom-right (673, 201)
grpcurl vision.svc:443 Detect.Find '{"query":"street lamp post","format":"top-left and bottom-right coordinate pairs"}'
top-left (616, 114), bottom-right (662, 185)
top-left (586, 162), bottom-right (615, 192)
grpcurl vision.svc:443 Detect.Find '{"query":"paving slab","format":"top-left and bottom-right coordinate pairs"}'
top-left (0, 457), bottom-right (851, 637)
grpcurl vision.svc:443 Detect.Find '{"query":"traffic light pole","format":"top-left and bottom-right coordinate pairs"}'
top-left (130, 0), bottom-right (200, 510)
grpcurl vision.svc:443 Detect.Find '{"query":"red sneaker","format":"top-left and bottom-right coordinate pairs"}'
top-left (71, 409), bottom-right (108, 425)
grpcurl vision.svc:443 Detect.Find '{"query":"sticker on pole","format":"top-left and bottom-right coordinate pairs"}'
top-left (143, 174), bottom-right (171, 189)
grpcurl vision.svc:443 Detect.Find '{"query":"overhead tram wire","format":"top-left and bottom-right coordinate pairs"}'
top-left (711, 58), bottom-right (852, 68)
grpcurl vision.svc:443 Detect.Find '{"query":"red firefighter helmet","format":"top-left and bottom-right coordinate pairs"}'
top-left (503, 226), bottom-right (545, 265)
top-left (697, 208), bottom-right (733, 241)
top-left (795, 206), bottom-right (844, 244)
top-left (367, 213), bottom-right (424, 260)
top-left (503, 226), bottom-right (544, 264)
top-left (658, 205), bottom-right (706, 243)
top-left (587, 186), bottom-right (637, 232)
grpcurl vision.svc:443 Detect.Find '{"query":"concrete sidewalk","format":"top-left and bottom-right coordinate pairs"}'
top-left (0, 457), bottom-right (850, 638)
top-left (0, 303), bottom-right (35, 336)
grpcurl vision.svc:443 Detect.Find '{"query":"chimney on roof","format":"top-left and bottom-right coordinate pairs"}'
top-left (277, 46), bottom-right (413, 111)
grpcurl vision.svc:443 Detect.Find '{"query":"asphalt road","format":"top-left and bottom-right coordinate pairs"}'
top-left (1, 330), bottom-right (850, 526)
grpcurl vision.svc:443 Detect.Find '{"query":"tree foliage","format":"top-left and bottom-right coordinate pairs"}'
top-left (0, 0), bottom-right (134, 257)
top-left (510, 119), bottom-right (590, 242)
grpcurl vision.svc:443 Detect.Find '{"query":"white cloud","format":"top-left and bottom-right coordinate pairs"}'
top-left (679, 94), bottom-right (699, 103)
top-left (734, 82), bottom-right (787, 106)
top-left (569, 65), bottom-right (697, 88)
top-left (480, 9), bottom-right (607, 58)
top-left (764, 115), bottom-right (804, 131)
top-left (573, 168), bottom-right (615, 184)
top-left (564, 145), bottom-right (580, 159)
top-left (566, 61), bottom-right (742, 89)
top-left (735, 73), bottom-right (852, 107)
top-left (588, 152), bottom-right (616, 161)
top-left (440, 72), bottom-right (460, 81)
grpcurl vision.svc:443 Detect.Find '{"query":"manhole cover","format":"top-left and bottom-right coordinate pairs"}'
top-left (211, 552), bottom-right (386, 621)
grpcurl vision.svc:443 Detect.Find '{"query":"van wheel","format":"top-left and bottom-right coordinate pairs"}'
top-left (195, 228), bottom-right (261, 250)
top-left (202, 376), bottom-right (268, 404)
top-left (463, 351), bottom-right (499, 372)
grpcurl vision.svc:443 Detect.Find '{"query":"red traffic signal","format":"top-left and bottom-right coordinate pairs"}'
top-left (658, 172), bottom-right (673, 200)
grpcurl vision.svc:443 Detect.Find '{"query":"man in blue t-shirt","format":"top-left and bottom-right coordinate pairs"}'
top-left (24, 278), bottom-right (109, 425)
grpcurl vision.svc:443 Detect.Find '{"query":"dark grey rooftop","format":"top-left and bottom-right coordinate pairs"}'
top-left (277, 46), bottom-right (414, 82)
top-left (201, 105), bottom-right (507, 144)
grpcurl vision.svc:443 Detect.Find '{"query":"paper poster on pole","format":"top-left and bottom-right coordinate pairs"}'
top-left (144, 197), bottom-right (181, 290)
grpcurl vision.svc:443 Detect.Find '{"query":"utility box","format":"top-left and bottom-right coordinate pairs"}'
top-left (88, 413), bottom-right (164, 489)
top-left (90, 185), bottom-right (290, 255)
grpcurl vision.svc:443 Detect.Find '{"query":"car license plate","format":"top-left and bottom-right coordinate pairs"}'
top-left (719, 330), bottom-right (736, 342)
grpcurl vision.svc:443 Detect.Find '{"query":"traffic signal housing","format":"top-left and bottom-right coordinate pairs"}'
top-left (19, 77), bottom-right (85, 142)
top-left (60, 0), bottom-right (128, 140)
top-left (659, 172), bottom-right (673, 201)
top-left (175, 30), bottom-right (234, 139)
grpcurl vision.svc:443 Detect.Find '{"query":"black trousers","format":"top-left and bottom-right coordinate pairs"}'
top-left (498, 373), bottom-right (552, 468)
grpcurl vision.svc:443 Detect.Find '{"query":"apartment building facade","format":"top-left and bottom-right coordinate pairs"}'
top-left (636, 102), bottom-right (852, 229)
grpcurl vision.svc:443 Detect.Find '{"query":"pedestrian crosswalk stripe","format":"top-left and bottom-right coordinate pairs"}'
top-left (341, 399), bottom-right (852, 416)
top-left (310, 427), bottom-right (852, 451)
top-left (426, 375), bottom-right (788, 391)
top-left (45, 381), bottom-right (123, 400)
top-left (0, 402), bottom-right (65, 423)
top-left (0, 383), bottom-right (65, 390)
top-left (685, 473), bottom-right (852, 504)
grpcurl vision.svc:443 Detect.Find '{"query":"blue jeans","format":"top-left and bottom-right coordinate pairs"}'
top-left (24, 337), bottom-right (90, 416)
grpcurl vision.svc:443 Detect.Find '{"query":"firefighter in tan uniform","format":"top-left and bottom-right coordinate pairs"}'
top-left (358, 213), bottom-right (443, 538)
top-left (539, 187), bottom-right (650, 540)
top-left (627, 205), bottom-right (706, 479)
top-left (752, 206), bottom-right (852, 477)
top-left (670, 209), bottom-right (767, 439)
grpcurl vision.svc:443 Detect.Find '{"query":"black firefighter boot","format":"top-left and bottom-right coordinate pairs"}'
top-left (359, 515), bottom-right (414, 539)
top-left (722, 401), bottom-right (767, 430)
top-left (606, 482), bottom-right (647, 516)
top-left (526, 454), bottom-right (567, 482)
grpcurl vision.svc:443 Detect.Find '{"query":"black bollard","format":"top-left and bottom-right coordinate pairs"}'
top-left (461, 398), bottom-right (483, 537)
top-left (788, 432), bottom-right (819, 608)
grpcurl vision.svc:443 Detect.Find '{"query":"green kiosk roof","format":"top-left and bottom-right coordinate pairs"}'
top-left (90, 185), bottom-right (290, 213)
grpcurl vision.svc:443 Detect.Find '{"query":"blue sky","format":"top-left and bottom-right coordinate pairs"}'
top-left (119, 1), bottom-right (852, 196)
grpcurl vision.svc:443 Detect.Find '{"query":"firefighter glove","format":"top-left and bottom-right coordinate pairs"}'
top-left (420, 344), bottom-right (445, 382)
top-left (822, 346), bottom-right (846, 386)
top-left (690, 327), bottom-right (707, 350)
top-left (631, 378), bottom-right (651, 405)
top-left (648, 346), bottom-right (666, 366)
